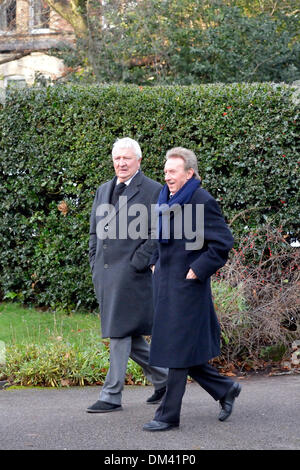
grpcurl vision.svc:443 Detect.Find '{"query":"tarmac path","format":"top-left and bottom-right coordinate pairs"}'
top-left (0, 374), bottom-right (299, 451)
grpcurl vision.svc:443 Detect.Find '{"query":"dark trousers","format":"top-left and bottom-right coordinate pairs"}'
top-left (154, 363), bottom-right (234, 425)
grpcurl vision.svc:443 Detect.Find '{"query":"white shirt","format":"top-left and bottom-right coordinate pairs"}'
top-left (117, 170), bottom-right (140, 186)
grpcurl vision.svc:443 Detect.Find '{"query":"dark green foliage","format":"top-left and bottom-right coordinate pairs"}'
top-left (0, 83), bottom-right (299, 311)
top-left (179, 8), bottom-right (300, 85)
top-left (56, 1), bottom-right (300, 85)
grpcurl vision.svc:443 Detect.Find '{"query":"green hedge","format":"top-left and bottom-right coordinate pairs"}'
top-left (0, 83), bottom-right (299, 311)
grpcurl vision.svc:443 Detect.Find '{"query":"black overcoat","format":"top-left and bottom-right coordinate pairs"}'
top-left (149, 187), bottom-right (234, 368)
top-left (89, 171), bottom-right (162, 338)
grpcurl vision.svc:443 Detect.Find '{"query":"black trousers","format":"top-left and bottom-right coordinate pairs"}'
top-left (154, 363), bottom-right (234, 425)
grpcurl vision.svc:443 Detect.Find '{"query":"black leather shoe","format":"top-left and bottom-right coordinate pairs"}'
top-left (218, 382), bottom-right (242, 422)
top-left (143, 420), bottom-right (179, 432)
top-left (86, 400), bottom-right (122, 413)
top-left (146, 386), bottom-right (166, 404)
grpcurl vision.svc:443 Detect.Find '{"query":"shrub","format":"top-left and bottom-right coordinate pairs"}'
top-left (0, 340), bottom-right (147, 387)
top-left (213, 224), bottom-right (300, 370)
top-left (0, 83), bottom-right (298, 311)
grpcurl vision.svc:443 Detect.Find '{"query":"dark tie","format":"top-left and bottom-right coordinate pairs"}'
top-left (110, 182), bottom-right (127, 206)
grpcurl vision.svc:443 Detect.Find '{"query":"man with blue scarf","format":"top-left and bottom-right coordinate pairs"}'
top-left (143, 147), bottom-right (242, 432)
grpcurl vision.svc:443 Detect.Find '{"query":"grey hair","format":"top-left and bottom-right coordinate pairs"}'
top-left (112, 137), bottom-right (142, 160)
top-left (165, 147), bottom-right (201, 180)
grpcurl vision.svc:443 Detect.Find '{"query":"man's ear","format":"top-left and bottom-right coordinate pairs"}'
top-left (187, 168), bottom-right (194, 180)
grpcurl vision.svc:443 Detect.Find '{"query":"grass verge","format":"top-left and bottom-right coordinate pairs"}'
top-left (0, 302), bottom-right (147, 387)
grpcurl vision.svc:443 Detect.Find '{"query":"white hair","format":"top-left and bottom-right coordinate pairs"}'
top-left (112, 137), bottom-right (142, 160)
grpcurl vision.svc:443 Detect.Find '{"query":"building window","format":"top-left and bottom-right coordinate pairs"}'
top-left (0, 0), bottom-right (17, 32)
top-left (31, 0), bottom-right (50, 31)
top-left (5, 75), bottom-right (27, 88)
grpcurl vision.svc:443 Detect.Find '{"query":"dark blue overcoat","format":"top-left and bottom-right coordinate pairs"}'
top-left (149, 187), bottom-right (234, 368)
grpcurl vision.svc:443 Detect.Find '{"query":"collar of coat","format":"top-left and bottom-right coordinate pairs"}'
top-left (99, 171), bottom-right (144, 225)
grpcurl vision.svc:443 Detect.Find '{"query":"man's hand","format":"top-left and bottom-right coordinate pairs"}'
top-left (186, 268), bottom-right (198, 279)
top-left (150, 265), bottom-right (155, 273)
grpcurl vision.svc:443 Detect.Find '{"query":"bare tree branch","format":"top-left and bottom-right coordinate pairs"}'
top-left (45, 0), bottom-right (89, 37)
top-left (229, 206), bottom-right (271, 226)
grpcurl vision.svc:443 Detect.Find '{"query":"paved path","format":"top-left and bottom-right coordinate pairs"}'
top-left (0, 374), bottom-right (299, 450)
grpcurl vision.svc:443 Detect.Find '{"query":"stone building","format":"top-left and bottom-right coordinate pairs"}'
top-left (0, 0), bottom-right (75, 91)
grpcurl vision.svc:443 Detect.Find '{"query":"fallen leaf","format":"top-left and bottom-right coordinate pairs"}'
top-left (58, 201), bottom-right (69, 216)
top-left (60, 379), bottom-right (70, 386)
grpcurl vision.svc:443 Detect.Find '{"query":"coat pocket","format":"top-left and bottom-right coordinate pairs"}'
top-left (184, 278), bottom-right (202, 284)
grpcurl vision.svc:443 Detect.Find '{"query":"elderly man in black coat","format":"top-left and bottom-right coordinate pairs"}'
top-left (87, 137), bottom-right (168, 413)
top-left (143, 147), bottom-right (242, 432)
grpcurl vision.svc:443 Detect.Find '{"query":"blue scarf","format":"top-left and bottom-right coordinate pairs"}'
top-left (156, 177), bottom-right (201, 243)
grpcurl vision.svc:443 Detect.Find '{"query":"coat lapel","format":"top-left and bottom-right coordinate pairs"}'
top-left (102, 171), bottom-right (143, 226)
top-left (102, 177), bottom-right (116, 205)
top-left (117, 171), bottom-right (142, 212)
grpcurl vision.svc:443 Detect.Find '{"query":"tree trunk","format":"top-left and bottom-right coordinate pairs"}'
top-left (45, 0), bottom-right (89, 38)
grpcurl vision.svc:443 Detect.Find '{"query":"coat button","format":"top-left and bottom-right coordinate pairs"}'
top-left (103, 244), bottom-right (107, 249)
top-left (104, 264), bottom-right (108, 268)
